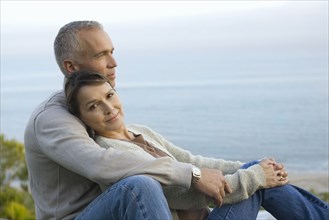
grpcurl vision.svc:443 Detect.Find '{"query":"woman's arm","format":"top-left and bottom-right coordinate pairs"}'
top-left (130, 125), bottom-right (273, 204)
top-left (133, 124), bottom-right (243, 174)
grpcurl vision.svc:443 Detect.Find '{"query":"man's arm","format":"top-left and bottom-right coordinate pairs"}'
top-left (33, 105), bottom-right (192, 188)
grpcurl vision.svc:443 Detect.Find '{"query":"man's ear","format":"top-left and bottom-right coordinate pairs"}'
top-left (63, 60), bottom-right (79, 74)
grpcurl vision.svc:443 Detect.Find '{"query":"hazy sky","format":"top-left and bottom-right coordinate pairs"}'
top-left (2, 1), bottom-right (287, 27)
top-left (2, 1), bottom-right (327, 56)
top-left (1, 0), bottom-right (328, 84)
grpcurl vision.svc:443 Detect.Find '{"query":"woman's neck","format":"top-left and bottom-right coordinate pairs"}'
top-left (96, 127), bottom-right (134, 141)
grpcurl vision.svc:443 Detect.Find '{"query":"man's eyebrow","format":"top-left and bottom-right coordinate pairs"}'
top-left (93, 51), bottom-right (106, 58)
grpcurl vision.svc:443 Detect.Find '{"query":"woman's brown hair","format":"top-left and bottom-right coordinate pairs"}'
top-left (64, 71), bottom-right (112, 116)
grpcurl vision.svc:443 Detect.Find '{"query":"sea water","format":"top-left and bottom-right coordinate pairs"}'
top-left (1, 72), bottom-right (328, 172)
top-left (119, 76), bottom-right (328, 172)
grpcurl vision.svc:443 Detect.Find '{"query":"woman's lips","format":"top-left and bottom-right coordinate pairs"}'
top-left (105, 112), bottom-right (119, 122)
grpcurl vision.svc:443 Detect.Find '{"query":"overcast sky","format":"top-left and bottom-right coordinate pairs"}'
top-left (1, 1), bottom-right (328, 81)
top-left (2, 1), bottom-right (287, 27)
top-left (2, 1), bottom-right (327, 51)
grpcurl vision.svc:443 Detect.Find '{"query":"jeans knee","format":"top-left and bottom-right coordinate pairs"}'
top-left (123, 175), bottom-right (162, 192)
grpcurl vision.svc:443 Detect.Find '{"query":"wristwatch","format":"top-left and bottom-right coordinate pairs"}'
top-left (191, 166), bottom-right (201, 184)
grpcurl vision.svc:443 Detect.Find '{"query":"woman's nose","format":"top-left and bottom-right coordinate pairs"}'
top-left (104, 103), bottom-right (114, 115)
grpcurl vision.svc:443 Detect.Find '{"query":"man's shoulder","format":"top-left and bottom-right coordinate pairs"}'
top-left (40, 90), bottom-right (66, 108)
top-left (25, 89), bottom-right (86, 143)
top-left (32, 90), bottom-right (66, 114)
top-left (28, 90), bottom-right (77, 124)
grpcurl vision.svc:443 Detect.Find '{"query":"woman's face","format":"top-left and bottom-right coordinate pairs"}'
top-left (77, 82), bottom-right (124, 136)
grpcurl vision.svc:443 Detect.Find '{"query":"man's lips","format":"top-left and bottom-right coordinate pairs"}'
top-left (107, 73), bottom-right (116, 79)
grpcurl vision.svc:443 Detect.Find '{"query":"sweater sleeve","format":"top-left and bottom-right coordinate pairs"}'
top-left (223, 164), bottom-right (266, 204)
top-left (133, 125), bottom-right (243, 174)
top-left (131, 125), bottom-right (266, 204)
top-left (33, 103), bottom-right (192, 189)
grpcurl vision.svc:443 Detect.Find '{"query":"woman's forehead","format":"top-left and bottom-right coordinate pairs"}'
top-left (78, 83), bottom-right (112, 101)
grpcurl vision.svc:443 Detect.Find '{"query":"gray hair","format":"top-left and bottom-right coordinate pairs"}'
top-left (54, 21), bottom-right (103, 76)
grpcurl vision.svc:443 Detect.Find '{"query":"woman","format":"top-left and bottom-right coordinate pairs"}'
top-left (65, 71), bottom-right (329, 220)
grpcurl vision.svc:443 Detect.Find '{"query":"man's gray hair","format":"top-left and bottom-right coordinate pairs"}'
top-left (54, 21), bottom-right (103, 76)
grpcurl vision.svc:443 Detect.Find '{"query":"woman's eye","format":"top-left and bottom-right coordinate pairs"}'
top-left (107, 93), bottom-right (114, 99)
top-left (89, 104), bottom-right (98, 110)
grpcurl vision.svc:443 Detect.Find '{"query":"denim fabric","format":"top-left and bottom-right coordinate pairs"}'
top-left (241, 160), bottom-right (261, 169)
top-left (75, 175), bottom-right (172, 220)
top-left (207, 184), bottom-right (329, 220)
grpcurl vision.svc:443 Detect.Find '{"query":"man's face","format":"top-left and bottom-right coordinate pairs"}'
top-left (75, 28), bottom-right (117, 86)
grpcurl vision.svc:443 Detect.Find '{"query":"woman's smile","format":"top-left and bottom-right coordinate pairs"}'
top-left (105, 111), bottom-right (119, 123)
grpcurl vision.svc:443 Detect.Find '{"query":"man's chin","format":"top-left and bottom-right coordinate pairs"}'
top-left (109, 79), bottom-right (116, 87)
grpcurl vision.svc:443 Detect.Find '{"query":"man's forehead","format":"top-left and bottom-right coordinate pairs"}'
top-left (78, 30), bottom-right (113, 55)
top-left (78, 28), bottom-right (101, 42)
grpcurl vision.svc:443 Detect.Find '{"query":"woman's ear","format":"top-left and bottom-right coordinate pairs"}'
top-left (63, 60), bottom-right (79, 74)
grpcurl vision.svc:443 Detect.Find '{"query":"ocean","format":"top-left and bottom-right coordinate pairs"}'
top-left (1, 70), bottom-right (328, 173)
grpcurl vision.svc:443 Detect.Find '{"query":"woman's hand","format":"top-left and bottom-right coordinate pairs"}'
top-left (192, 168), bottom-right (232, 207)
top-left (260, 158), bottom-right (289, 188)
top-left (273, 161), bottom-right (289, 179)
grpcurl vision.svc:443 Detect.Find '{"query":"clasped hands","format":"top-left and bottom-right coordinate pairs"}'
top-left (259, 158), bottom-right (289, 188)
top-left (192, 158), bottom-right (288, 207)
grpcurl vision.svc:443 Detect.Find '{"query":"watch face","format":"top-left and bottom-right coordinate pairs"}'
top-left (193, 167), bottom-right (201, 177)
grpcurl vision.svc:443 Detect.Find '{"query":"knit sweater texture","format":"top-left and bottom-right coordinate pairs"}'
top-left (96, 124), bottom-right (266, 218)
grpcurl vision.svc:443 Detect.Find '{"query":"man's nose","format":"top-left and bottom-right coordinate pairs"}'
top-left (106, 54), bottom-right (117, 68)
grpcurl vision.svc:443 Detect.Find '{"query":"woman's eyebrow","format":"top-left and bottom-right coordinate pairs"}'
top-left (85, 99), bottom-right (98, 107)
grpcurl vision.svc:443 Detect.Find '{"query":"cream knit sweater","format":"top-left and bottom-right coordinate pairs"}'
top-left (95, 124), bottom-right (266, 218)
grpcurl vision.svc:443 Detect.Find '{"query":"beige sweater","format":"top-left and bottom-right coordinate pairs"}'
top-left (25, 91), bottom-right (193, 220)
top-left (96, 124), bottom-right (266, 216)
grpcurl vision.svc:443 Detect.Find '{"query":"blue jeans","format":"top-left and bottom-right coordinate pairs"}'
top-left (207, 160), bottom-right (329, 220)
top-left (207, 184), bottom-right (329, 220)
top-left (75, 175), bottom-right (172, 220)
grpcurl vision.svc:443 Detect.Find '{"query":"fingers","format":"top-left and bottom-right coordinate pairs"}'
top-left (278, 175), bottom-right (289, 185)
top-left (216, 179), bottom-right (229, 206)
top-left (274, 169), bottom-right (289, 186)
top-left (195, 168), bottom-right (233, 207)
top-left (214, 191), bottom-right (223, 207)
top-left (213, 184), bottom-right (225, 207)
top-left (216, 180), bottom-right (233, 206)
top-left (278, 170), bottom-right (288, 178)
top-left (276, 169), bottom-right (288, 178)
top-left (219, 184), bottom-right (225, 198)
top-left (268, 157), bottom-right (276, 164)
top-left (196, 168), bottom-right (229, 207)
top-left (274, 163), bottom-right (285, 171)
top-left (224, 181), bottom-right (233, 194)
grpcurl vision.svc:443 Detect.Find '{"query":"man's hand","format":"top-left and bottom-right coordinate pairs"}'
top-left (192, 168), bottom-right (232, 207)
